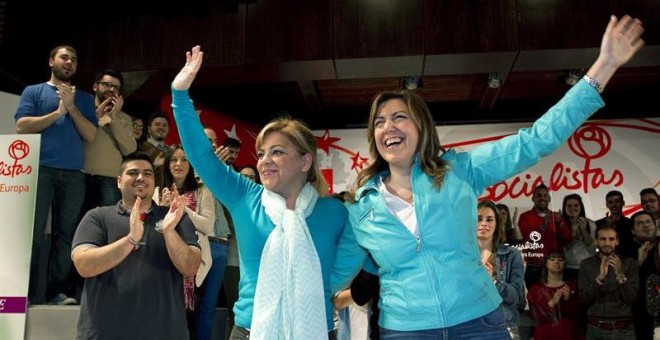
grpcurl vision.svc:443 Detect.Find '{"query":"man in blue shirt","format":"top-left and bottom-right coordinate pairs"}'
top-left (15, 45), bottom-right (97, 305)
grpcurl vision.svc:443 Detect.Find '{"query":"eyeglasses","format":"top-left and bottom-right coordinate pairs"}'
top-left (133, 123), bottom-right (144, 130)
top-left (635, 219), bottom-right (656, 227)
top-left (97, 81), bottom-right (122, 91)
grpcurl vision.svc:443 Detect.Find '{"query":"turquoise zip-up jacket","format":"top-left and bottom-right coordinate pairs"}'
top-left (172, 88), bottom-right (347, 331)
top-left (331, 80), bottom-right (604, 331)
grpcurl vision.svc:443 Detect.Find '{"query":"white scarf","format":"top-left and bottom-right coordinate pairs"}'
top-left (251, 183), bottom-right (327, 340)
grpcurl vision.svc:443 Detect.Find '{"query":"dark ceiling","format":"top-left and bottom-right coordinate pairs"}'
top-left (1, 0), bottom-right (659, 130)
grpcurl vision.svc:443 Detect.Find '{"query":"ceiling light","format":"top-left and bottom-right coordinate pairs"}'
top-left (403, 76), bottom-right (422, 90)
top-left (487, 72), bottom-right (503, 89)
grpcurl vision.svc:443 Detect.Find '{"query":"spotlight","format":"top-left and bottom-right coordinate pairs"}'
top-left (565, 69), bottom-right (584, 86)
top-left (403, 76), bottom-right (423, 90)
top-left (487, 72), bottom-right (503, 89)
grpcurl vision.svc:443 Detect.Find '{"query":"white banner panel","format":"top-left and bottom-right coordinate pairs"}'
top-left (0, 134), bottom-right (40, 340)
top-left (315, 118), bottom-right (660, 219)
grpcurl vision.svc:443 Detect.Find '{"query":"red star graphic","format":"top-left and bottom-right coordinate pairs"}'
top-left (351, 151), bottom-right (370, 171)
top-left (316, 130), bottom-right (341, 155)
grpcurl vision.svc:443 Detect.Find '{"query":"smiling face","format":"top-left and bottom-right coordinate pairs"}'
top-left (257, 131), bottom-right (311, 202)
top-left (564, 198), bottom-right (581, 218)
top-left (117, 159), bottom-right (155, 202)
top-left (532, 187), bottom-right (551, 212)
top-left (148, 117), bottom-right (169, 142)
top-left (94, 75), bottom-right (122, 104)
top-left (606, 194), bottom-right (624, 216)
top-left (477, 206), bottom-right (498, 242)
top-left (373, 98), bottom-right (419, 171)
top-left (169, 148), bottom-right (190, 186)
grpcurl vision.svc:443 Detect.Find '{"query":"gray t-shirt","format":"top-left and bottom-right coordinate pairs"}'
top-left (72, 202), bottom-right (200, 340)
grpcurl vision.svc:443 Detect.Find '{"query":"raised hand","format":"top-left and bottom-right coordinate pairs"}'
top-left (214, 145), bottom-right (233, 164)
top-left (558, 284), bottom-right (572, 301)
top-left (56, 84), bottom-right (77, 113)
top-left (162, 188), bottom-right (185, 233)
top-left (600, 15), bottom-right (645, 69)
top-left (160, 187), bottom-right (173, 206)
top-left (597, 255), bottom-right (610, 281)
top-left (128, 197), bottom-right (145, 242)
top-left (172, 45), bottom-right (204, 91)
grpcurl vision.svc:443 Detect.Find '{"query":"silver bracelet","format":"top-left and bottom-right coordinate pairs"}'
top-left (583, 75), bottom-right (604, 93)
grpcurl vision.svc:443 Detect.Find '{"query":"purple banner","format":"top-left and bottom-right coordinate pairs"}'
top-left (0, 297), bottom-right (27, 313)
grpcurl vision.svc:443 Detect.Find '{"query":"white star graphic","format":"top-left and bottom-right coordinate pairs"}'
top-left (224, 124), bottom-right (240, 141)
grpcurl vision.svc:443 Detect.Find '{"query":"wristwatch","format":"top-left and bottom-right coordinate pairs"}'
top-left (616, 276), bottom-right (628, 284)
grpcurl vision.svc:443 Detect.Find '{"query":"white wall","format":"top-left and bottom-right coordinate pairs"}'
top-left (1, 91), bottom-right (21, 134)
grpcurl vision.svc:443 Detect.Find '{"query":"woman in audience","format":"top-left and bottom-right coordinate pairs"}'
top-left (158, 144), bottom-right (219, 340)
top-left (527, 250), bottom-right (581, 340)
top-left (171, 46), bottom-right (347, 340)
top-left (496, 203), bottom-right (522, 245)
top-left (562, 193), bottom-right (596, 280)
top-left (131, 116), bottom-right (146, 147)
top-left (331, 15), bottom-right (644, 338)
top-left (477, 200), bottom-right (525, 339)
top-left (238, 164), bottom-right (260, 184)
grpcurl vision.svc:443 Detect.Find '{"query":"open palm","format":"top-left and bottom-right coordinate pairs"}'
top-left (172, 45), bottom-right (204, 91)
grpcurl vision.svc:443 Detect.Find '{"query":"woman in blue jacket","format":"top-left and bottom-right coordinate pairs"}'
top-left (477, 200), bottom-right (525, 339)
top-left (172, 47), bottom-right (346, 340)
top-left (331, 15), bottom-right (644, 339)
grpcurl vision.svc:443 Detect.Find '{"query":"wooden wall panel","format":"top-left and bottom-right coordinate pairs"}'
top-left (517, 0), bottom-right (610, 50)
top-left (246, 0), bottom-right (333, 63)
top-left (108, 15), bottom-right (164, 71)
top-left (424, 0), bottom-right (518, 54)
top-left (334, 0), bottom-right (424, 58)
top-left (161, 5), bottom-right (246, 69)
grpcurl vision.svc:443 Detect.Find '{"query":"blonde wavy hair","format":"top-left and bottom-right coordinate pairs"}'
top-left (255, 117), bottom-right (329, 197)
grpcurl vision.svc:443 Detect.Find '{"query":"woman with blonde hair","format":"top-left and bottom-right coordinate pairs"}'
top-left (171, 46), bottom-right (346, 340)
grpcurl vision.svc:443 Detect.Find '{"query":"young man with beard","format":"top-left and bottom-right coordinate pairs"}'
top-left (15, 45), bottom-right (97, 305)
top-left (83, 68), bottom-right (137, 209)
top-left (579, 225), bottom-right (638, 340)
top-left (596, 190), bottom-right (636, 258)
top-left (71, 152), bottom-right (201, 340)
top-left (517, 184), bottom-right (572, 287)
top-left (641, 188), bottom-right (660, 229)
top-left (139, 111), bottom-right (171, 188)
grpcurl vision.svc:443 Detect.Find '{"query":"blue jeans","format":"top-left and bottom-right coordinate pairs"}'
top-left (195, 241), bottom-right (228, 340)
top-left (84, 174), bottom-right (120, 209)
top-left (29, 166), bottom-right (86, 303)
top-left (380, 306), bottom-right (510, 340)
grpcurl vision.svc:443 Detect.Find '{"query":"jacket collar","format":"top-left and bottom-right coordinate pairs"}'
top-left (354, 154), bottom-right (422, 202)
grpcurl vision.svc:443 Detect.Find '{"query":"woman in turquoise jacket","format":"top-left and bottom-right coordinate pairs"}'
top-left (172, 47), bottom-right (346, 340)
top-left (331, 15), bottom-right (644, 339)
